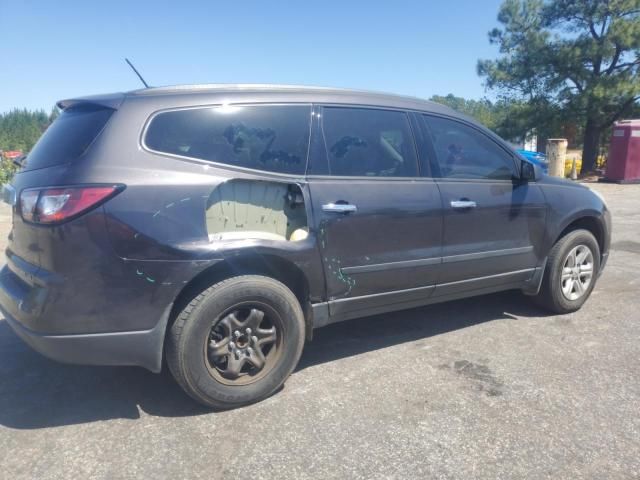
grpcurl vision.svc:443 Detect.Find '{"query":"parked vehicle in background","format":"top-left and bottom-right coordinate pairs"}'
top-left (517, 149), bottom-right (549, 173)
top-left (0, 85), bottom-right (611, 408)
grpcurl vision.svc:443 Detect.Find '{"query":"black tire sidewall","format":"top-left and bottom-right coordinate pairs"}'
top-left (176, 277), bottom-right (304, 407)
top-left (545, 230), bottom-right (601, 313)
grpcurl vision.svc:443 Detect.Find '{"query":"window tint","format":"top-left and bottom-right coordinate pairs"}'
top-left (321, 107), bottom-right (418, 177)
top-left (23, 105), bottom-right (113, 172)
top-left (424, 115), bottom-right (515, 180)
top-left (145, 105), bottom-right (311, 175)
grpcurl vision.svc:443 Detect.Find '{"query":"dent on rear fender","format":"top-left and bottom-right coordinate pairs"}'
top-left (103, 178), bottom-right (325, 295)
top-left (205, 179), bottom-right (309, 243)
top-left (105, 179), bottom-right (311, 257)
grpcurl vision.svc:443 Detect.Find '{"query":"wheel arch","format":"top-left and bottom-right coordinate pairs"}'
top-left (167, 253), bottom-right (313, 343)
top-left (554, 213), bottom-right (606, 259)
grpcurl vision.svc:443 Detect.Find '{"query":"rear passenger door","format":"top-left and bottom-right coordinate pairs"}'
top-left (307, 106), bottom-right (442, 319)
top-left (420, 114), bottom-right (547, 296)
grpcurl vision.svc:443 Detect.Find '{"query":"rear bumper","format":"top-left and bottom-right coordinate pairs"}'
top-left (0, 253), bottom-right (173, 372)
top-left (1, 303), bottom-right (168, 372)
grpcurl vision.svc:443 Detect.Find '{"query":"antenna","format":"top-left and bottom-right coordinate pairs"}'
top-left (124, 58), bottom-right (150, 88)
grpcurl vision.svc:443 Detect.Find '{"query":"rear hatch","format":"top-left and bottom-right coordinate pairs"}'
top-left (18, 104), bottom-right (114, 173)
top-left (5, 98), bottom-right (119, 268)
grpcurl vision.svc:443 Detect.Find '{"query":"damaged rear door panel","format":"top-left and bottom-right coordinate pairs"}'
top-left (307, 106), bottom-right (443, 322)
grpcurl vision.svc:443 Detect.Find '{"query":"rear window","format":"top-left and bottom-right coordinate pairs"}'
top-left (22, 105), bottom-right (114, 171)
top-left (320, 107), bottom-right (418, 177)
top-left (144, 105), bottom-right (311, 175)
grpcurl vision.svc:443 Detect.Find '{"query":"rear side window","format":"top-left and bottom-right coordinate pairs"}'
top-left (424, 115), bottom-right (516, 180)
top-left (145, 105), bottom-right (311, 175)
top-left (23, 105), bottom-right (113, 171)
top-left (321, 107), bottom-right (418, 177)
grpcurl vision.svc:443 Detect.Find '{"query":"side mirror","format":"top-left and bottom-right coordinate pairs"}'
top-left (520, 159), bottom-right (536, 182)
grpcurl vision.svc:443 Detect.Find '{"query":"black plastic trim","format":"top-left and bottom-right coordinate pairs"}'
top-left (1, 303), bottom-right (171, 373)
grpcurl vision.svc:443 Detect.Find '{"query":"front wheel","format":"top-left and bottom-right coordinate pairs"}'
top-left (533, 229), bottom-right (600, 314)
top-left (166, 275), bottom-right (305, 408)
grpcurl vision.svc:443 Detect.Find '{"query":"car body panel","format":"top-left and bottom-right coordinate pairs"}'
top-left (433, 179), bottom-right (547, 292)
top-left (0, 85), bottom-right (611, 372)
top-left (306, 177), bottom-right (443, 307)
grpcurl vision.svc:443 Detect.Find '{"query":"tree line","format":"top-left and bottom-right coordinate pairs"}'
top-left (0, 108), bottom-right (58, 153)
top-left (478, 0), bottom-right (640, 173)
top-left (0, 108), bottom-right (58, 183)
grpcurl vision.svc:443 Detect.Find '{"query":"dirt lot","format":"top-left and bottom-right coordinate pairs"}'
top-left (0, 183), bottom-right (638, 479)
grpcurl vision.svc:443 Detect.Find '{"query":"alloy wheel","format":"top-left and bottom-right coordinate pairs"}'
top-left (560, 244), bottom-right (594, 301)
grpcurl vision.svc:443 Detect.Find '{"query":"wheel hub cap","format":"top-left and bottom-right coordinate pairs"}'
top-left (561, 244), bottom-right (594, 301)
top-left (206, 307), bottom-right (279, 385)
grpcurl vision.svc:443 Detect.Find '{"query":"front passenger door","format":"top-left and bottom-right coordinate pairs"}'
top-left (421, 114), bottom-right (547, 296)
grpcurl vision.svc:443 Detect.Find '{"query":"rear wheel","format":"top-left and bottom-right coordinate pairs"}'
top-left (534, 229), bottom-right (600, 314)
top-left (166, 275), bottom-right (305, 408)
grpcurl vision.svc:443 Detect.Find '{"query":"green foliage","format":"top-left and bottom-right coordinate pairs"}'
top-left (0, 158), bottom-right (17, 185)
top-left (429, 93), bottom-right (543, 143)
top-left (0, 107), bottom-right (58, 183)
top-left (0, 109), bottom-right (50, 151)
top-left (429, 94), bottom-right (502, 129)
top-left (478, 0), bottom-right (640, 172)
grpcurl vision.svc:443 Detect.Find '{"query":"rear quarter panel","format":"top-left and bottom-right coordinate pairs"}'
top-left (95, 96), bottom-right (326, 304)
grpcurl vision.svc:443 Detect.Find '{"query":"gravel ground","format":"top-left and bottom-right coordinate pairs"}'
top-left (0, 182), bottom-right (638, 479)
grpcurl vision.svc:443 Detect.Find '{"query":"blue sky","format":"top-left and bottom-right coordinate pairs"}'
top-left (0, 0), bottom-right (504, 113)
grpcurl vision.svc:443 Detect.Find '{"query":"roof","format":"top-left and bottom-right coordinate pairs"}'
top-left (57, 83), bottom-right (472, 126)
top-left (125, 83), bottom-right (451, 113)
top-left (129, 83), bottom-right (428, 101)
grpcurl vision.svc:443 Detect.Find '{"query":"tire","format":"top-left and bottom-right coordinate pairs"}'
top-left (534, 229), bottom-right (600, 314)
top-left (166, 275), bottom-right (305, 409)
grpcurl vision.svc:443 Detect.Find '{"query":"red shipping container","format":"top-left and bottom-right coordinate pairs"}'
top-left (605, 120), bottom-right (640, 183)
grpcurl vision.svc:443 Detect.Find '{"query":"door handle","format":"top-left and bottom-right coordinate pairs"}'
top-left (450, 200), bottom-right (477, 209)
top-left (322, 202), bottom-right (357, 214)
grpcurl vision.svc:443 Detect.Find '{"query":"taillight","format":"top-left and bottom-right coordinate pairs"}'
top-left (20, 185), bottom-right (122, 224)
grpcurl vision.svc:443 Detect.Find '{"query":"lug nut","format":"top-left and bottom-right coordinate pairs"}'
top-left (229, 341), bottom-right (235, 351)
top-left (246, 328), bottom-right (252, 335)
top-left (234, 330), bottom-right (241, 338)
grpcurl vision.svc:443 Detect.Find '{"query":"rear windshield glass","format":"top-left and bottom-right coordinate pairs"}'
top-left (144, 105), bottom-right (311, 175)
top-left (22, 105), bottom-right (113, 171)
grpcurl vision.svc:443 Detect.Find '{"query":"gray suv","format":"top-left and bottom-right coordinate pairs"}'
top-left (0, 85), bottom-right (611, 408)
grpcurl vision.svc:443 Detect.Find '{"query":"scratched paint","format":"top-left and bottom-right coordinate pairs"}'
top-left (134, 267), bottom-right (171, 286)
top-left (150, 197), bottom-right (195, 222)
top-left (319, 221), bottom-right (355, 297)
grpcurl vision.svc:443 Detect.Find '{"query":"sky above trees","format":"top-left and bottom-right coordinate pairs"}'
top-left (0, 0), bottom-right (504, 112)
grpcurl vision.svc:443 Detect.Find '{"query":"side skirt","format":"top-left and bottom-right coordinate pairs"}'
top-left (312, 267), bottom-right (542, 328)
